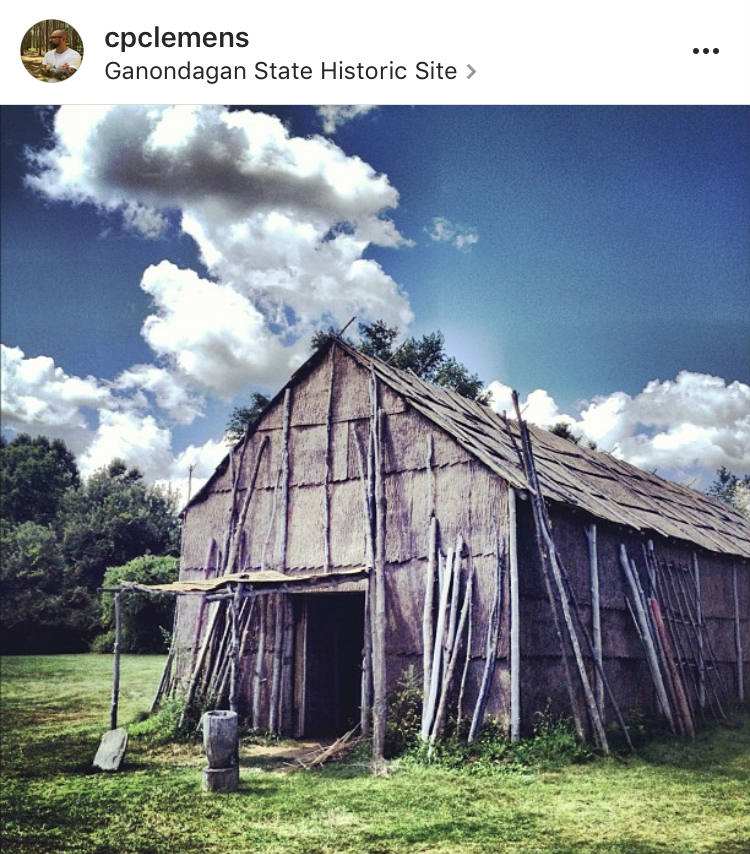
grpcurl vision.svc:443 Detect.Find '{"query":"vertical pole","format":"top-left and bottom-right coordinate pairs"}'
top-left (586, 523), bottom-right (604, 719)
top-left (692, 552), bottom-right (706, 709)
top-left (110, 591), bottom-right (122, 731)
top-left (252, 597), bottom-right (266, 729)
top-left (361, 585), bottom-right (373, 737)
top-left (323, 346), bottom-right (334, 573)
top-left (229, 584), bottom-right (241, 713)
top-left (422, 515), bottom-right (437, 734)
top-left (508, 487), bottom-right (521, 743)
top-left (370, 375), bottom-right (388, 764)
top-left (279, 388), bottom-right (291, 569)
top-left (733, 564), bottom-right (744, 701)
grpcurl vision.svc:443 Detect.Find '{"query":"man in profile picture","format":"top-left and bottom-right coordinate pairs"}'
top-left (41, 29), bottom-right (81, 80)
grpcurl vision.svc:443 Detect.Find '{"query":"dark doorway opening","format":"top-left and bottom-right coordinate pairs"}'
top-left (293, 592), bottom-right (364, 737)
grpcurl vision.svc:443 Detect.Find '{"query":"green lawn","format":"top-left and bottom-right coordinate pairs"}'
top-left (1, 654), bottom-right (748, 854)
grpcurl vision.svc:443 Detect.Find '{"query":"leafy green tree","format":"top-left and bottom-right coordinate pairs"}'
top-left (225, 392), bottom-right (271, 444)
top-left (229, 320), bottom-right (490, 442)
top-left (549, 422), bottom-right (580, 444)
top-left (61, 459), bottom-right (180, 591)
top-left (0, 434), bottom-right (80, 525)
top-left (354, 321), bottom-right (488, 401)
top-left (0, 520), bottom-right (96, 652)
top-left (95, 555), bottom-right (179, 653)
top-left (707, 466), bottom-right (750, 508)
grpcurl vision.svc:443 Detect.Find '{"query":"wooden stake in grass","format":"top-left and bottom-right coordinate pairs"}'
top-left (110, 590), bottom-right (122, 731)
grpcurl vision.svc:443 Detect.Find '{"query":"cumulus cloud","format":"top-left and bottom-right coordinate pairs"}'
top-left (488, 371), bottom-right (750, 485)
top-left (1, 344), bottom-right (111, 453)
top-left (425, 217), bottom-right (479, 252)
top-left (113, 363), bottom-right (204, 425)
top-left (316, 105), bottom-right (378, 134)
top-left (11, 105), bottom-right (421, 490)
top-left (78, 410), bottom-right (173, 482)
top-left (24, 105), bottom-right (414, 401)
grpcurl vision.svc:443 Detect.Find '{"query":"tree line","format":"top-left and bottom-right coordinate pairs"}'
top-left (0, 435), bottom-right (178, 654)
top-left (21, 21), bottom-right (83, 56)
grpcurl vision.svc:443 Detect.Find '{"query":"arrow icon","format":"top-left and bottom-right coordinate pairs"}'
top-left (467, 64), bottom-right (476, 79)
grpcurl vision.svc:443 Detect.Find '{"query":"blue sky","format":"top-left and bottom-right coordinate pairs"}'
top-left (1, 105), bottom-right (748, 499)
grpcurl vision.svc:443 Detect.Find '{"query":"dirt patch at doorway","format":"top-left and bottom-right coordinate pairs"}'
top-left (241, 738), bottom-right (336, 772)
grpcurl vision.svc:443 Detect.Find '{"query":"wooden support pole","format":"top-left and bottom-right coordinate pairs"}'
top-left (280, 596), bottom-right (294, 734)
top-left (733, 564), bottom-right (744, 701)
top-left (253, 597), bottom-right (267, 729)
top-left (586, 523), bottom-right (604, 720)
top-left (692, 552), bottom-right (706, 709)
top-left (468, 539), bottom-right (503, 742)
top-left (361, 584), bottom-right (373, 738)
top-left (266, 395), bottom-right (291, 733)
top-left (508, 487), bottom-right (521, 743)
top-left (370, 375), bottom-right (388, 763)
top-left (682, 562), bottom-right (731, 716)
top-left (110, 591), bottom-right (122, 731)
top-left (446, 537), bottom-right (463, 659)
top-left (422, 515), bottom-right (437, 734)
top-left (422, 551), bottom-right (449, 740)
top-left (279, 388), bottom-right (292, 570)
top-left (619, 546), bottom-right (675, 731)
top-left (650, 597), bottom-right (694, 737)
top-left (224, 436), bottom-right (269, 575)
top-left (323, 345), bottom-right (334, 573)
top-left (512, 397), bottom-right (607, 751)
top-left (229, 584), bottom-right (241, 713)
top-left (456, 573), bottom-right (473, 727)
top-left (430, 566), bottom-right (474, 745)
top-left (354, 427), bottom-right (374, 569)
top-left (268, 593), bottom-right (284, 732)
top-left (502, 410), bottom-right (585, 742)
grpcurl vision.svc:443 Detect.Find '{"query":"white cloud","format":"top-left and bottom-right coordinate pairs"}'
top-left (138, 260), bottom-right (297, 397)
top-left (316, 105), bottom-right (378, 134)
top-left (25, 105), bottom-right (414, 398)
top-left (1, 344), bottom-right (111, 453)
top-left (113, 363), bottom-right (204, 425)
top-left (78, 410), bottom-right (173, 482)
top-left (487, 370), bottom-right (750, 486)
top-left (425, 217), bottom-right (478, 252)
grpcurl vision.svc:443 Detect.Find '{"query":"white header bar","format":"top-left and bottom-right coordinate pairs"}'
top-left (4, 1), bottom-right (749, 105)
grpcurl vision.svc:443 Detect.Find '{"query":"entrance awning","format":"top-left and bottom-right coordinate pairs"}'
top-left (103, 566), bottom-right (369, 597)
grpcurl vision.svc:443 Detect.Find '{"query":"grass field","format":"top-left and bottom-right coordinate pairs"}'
top-left (1, 654), bottom-right (748, 854)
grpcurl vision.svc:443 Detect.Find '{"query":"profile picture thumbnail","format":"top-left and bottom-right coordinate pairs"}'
top-left (21, 20), bottom-right (83, 82)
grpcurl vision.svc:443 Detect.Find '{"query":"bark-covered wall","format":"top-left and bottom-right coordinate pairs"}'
top-left (174, 345), bottom-right (510, 731)
top-left (174, 342), bottom-right (749, 736)
top-left (516, 500), bottom-right (750, 732)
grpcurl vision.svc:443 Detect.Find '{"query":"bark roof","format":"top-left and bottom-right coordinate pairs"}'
top-left (190, 338), bottom-right (750, 560)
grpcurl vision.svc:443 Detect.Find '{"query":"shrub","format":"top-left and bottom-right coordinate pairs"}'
top-left (385, 665), bottom-right (423, 757)
top-left (95, 555), bottom-right (178, 653)
top-left (405, 708), bottom-right (593, 774)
